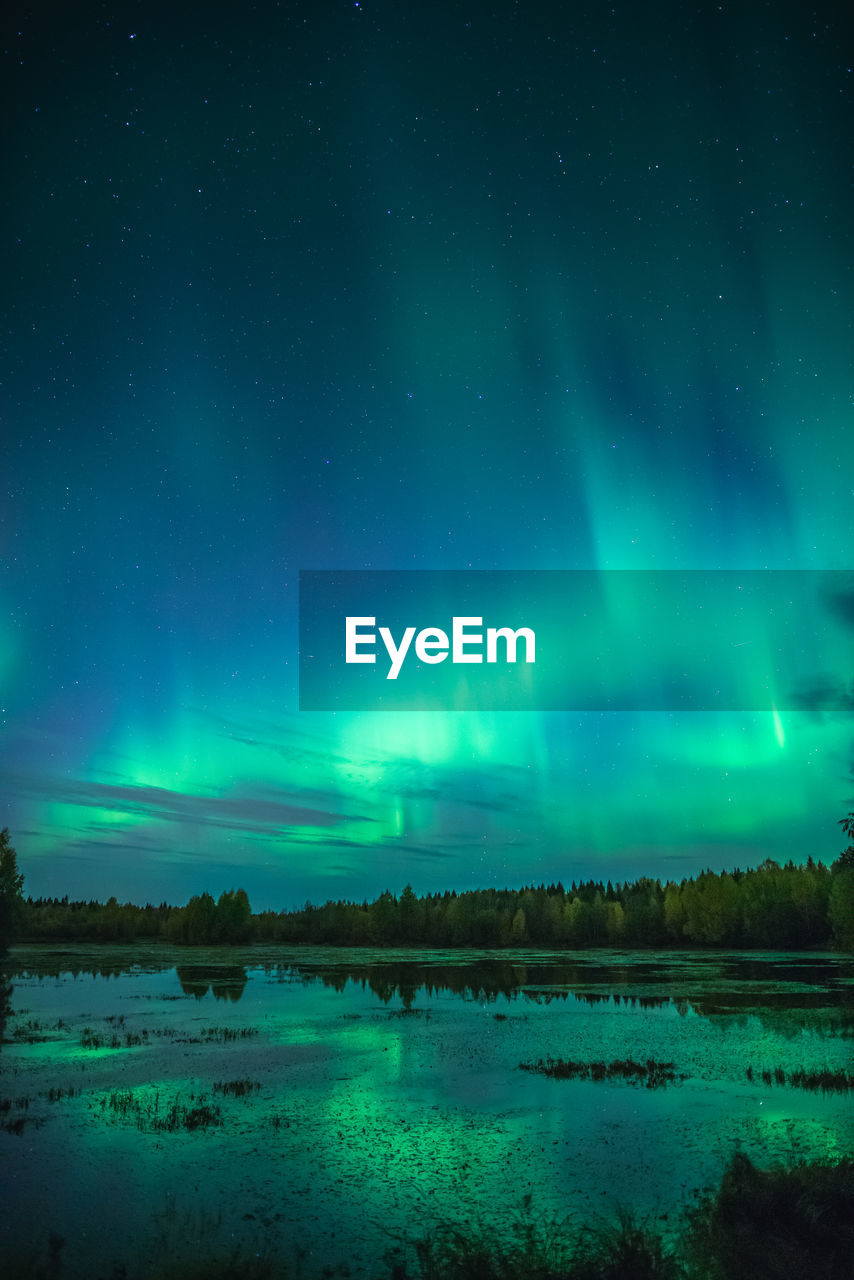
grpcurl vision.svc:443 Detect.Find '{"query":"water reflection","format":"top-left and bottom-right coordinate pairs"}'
top-left (0, 970), bottom-right (11, 1050)
top-left (294, 957), bottom-right (854, 1037)
top-left (176, 964), bottom-right (248, 1002)
top-left (4, 946), bottom-right (853, 1033)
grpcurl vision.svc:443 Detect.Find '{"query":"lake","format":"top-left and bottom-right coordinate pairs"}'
top-left (1, 946), bottom-right (852, 1277)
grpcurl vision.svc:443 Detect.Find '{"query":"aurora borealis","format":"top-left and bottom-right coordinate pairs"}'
top-left (1, 1), bottom-right (852, 909)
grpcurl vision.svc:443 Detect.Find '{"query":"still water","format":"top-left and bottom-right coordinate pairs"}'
top-left (1, 946), bottom-right (852, 1276)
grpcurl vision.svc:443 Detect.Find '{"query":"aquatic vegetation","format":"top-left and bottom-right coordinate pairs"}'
top-left (12, 1017), bottom-right (49, 1043)
top-left (0, 1096), bottom-right (38, 1134)
top-left (386, 1194), bottom-right (680, 1280)
top-left (386, 1155), bottom-right (853, 1280)
top-left (519, 1058), bottom-right (681, 1088)
top-left (1, 1108), bottom-right (43, 1135)
top-left (0, 1094), bottom-right (30, 1111)
top-left (570, 1209), bottom-right (682, 1280)
top-left (99, 1088), bottom-right (223, 1132)
top-left (1, 1116), bottom-right (30, 1135)
top-left (46, 1085), bottom-right (80, 1102)
top-left (385, 1191), bottom-right (576, 1280)
top-left (746, 1064), bottom-right (854, 1092)
top-left (5, 1156), bottom-right (852, 1277)
top-left (213, 1079), bottom-right (261, 1097)
top-left (80, 1026), bottom-right (122, 1049)
top-left (78, 1020), bottom-right (262, 1051)
top-left (101, 1088), bottom-right (137, 1116)
top-left (201, 1025), bottom-right (259, 1042)
top-left (176, 1103), bottom-right (222, 1131)
top-left (4, 947), bottom-right (851, 1279)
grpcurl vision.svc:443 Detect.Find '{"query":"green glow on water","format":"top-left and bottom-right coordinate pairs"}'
top-left (3, 949), bottom-right (851, 1280)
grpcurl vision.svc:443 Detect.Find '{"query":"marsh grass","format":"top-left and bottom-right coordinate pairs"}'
top-left (570, 1209), bottom-right (682, 1280)
top-left (81, 1024), bottom-right (154, 1050)
top-left (201, 1025), bottom-right (259, 1042)
top-left (213, 1078), bottom-right (261, 1097)
top-left (1, 1096), bottom-right (43, 1136)
top-left (99, 1087), bottom-right (222, 1132)
top-left (1, 1114), bottom-right (32, 1134)
top-left (81, 1026), bottom-right (122, 1050)
top-left (389, 1155), bottom-right (853, 1280)
top-left (386, 1195), bottom-right (679, 1280)
top-left (1, 1094), bottom-right (30, 1110)
top-left (519, 1058), bottom-right (681, 1088)
top-left (46, 1085), bottom-right (80, 1102)
top-left (385, 1192), bottom-right (576, 1280)
top-left (0, 1096), bottom-right (37, 1134)
top-left (746, 1063), bottom-right (854, 1092)
top-left (12, 1017), bottom-right (50, 1043)
top-left (77, 1020), bottom-right (262, 1051)
top-left (5, 1155), bottom-right (851, 1279)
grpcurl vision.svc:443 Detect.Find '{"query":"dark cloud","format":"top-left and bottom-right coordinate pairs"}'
top-left (456, 793), bottom-right (521, 813)
top-left (4, 774), bottom-right (373, 837)
top-left (787, 677), bottom-right (854, 713)
top-left (272, 831), bottom-right (454, 859)
top-left (825, 590), bottom-right (854, 629)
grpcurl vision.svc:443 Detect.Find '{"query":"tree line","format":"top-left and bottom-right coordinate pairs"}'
top-left (2, 818), bottom-right (853, 950)
top-left (257, 856), bottom-right (853, 950)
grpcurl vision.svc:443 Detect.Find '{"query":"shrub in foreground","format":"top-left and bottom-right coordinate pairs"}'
top-left (6, 1153), bottom-right (853, 1279)
top-left (683, 1151), bottom-right (854, 1280)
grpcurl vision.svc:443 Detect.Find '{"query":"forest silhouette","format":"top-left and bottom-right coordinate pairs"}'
top-left (11, 847), bottom-right (854, 952)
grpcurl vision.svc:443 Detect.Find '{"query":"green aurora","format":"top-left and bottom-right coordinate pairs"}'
top-left (0, 0), bottom-right (852, 908)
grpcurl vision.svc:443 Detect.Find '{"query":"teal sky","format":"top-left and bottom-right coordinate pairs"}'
top-left (1, 0), bottom-right (852, 909)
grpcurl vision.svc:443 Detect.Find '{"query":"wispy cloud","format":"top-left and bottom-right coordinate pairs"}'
top-left (5, 774), bottom-right (373, 837)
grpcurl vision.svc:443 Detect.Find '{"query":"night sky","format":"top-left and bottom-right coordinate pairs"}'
top-left (2, 1), bottom-right (852, 910)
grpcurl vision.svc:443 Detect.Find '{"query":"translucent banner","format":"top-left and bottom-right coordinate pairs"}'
top-left (298, 570), bottom-right (854, 712)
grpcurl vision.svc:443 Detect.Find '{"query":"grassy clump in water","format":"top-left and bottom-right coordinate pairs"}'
top-left (99, 1088), bottom-right (222, 1132)
top-left (81, 1026), bottom-right (122, 1050)
top-left (12, 1017), bottom-right (51, 1043)
top-left (0, 1095), bottom-right (38, 1135)
top-left (46, 1085), bottom-right (80, 1102)
top-left (1, 1094), bottom-right (30, 1110)
top-left (519, 1057), bottom-right (680, 1088)
top-left (746, 1063), bottom-right (854, 1092)
top-left (201, 1025), bottom-right (259, 1042)
top-left (1, 1114), bottom-right (33, 1135)
top-left (213, 1079), bottom-right (261, 1097)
